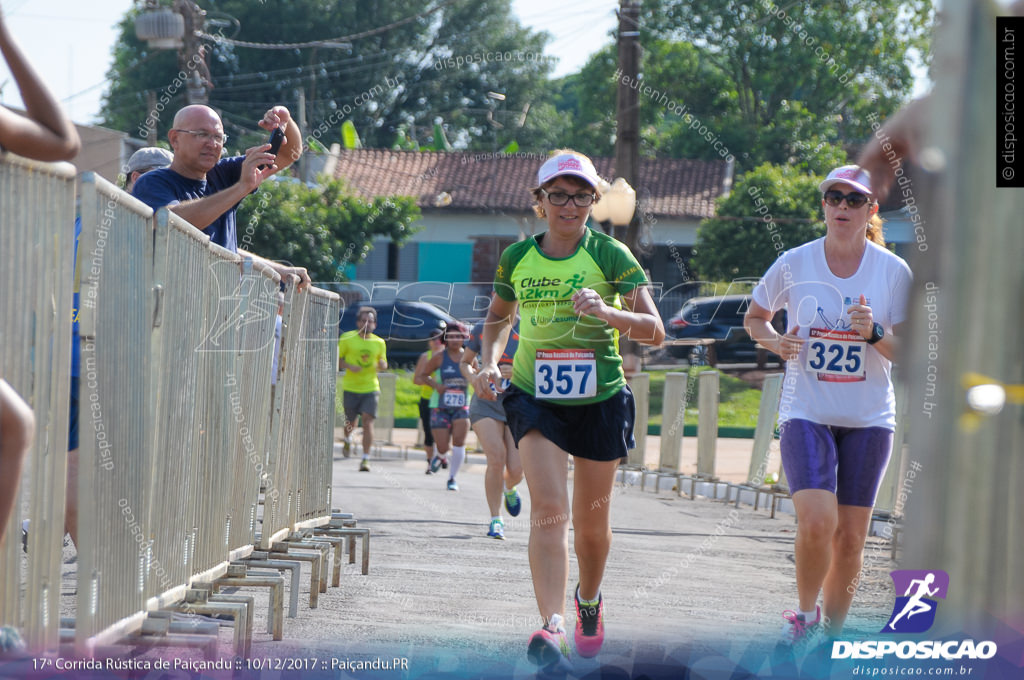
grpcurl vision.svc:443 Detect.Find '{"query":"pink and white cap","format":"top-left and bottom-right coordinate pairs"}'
top-left (537, 152), bottom-right (600, 189)
top-left (819, 165), bottom-right (873, 195)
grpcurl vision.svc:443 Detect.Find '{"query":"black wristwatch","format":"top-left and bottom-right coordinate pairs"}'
top-left (866, 322), bottom-right (884, 345)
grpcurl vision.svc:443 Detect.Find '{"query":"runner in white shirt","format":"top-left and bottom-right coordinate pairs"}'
top-left (745, 165), bottom-right (912, 646)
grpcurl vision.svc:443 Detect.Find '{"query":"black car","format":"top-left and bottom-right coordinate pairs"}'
top-left (665, 294), bottom-right (786, 367)
top-left (339, 299), bottom-right (459, 367)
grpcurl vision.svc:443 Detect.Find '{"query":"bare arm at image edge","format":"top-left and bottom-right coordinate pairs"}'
top-left (0, 10), bottom-right (80, 161)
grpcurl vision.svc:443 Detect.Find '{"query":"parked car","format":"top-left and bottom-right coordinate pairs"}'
top-left (339, 300), bottom-right (459, 367)
top-left (665, 294), bottom-right (786, 367)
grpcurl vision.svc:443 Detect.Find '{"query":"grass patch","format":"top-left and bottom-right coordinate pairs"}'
top-left (645, 366), bottom-right (762, 429)
top-left (394, 370), bottom-right (424, 418)
top-left (337, 366), bottom-right (764, 429)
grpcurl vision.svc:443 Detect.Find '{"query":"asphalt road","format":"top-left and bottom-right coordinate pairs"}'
top-left (41, 443), bottom-right (896, 679)
top-left (236, 446), bottom-right (896, 679)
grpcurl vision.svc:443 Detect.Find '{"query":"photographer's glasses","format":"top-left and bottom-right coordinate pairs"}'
top-left (172, 129), bottom-right (229, 145)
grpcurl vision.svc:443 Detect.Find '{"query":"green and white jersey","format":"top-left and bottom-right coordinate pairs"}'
top-left (494, 228), bottom-right (648, 405)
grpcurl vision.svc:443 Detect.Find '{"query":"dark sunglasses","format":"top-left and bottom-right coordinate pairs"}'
top-left (823, 189), bottom-right (870, 209)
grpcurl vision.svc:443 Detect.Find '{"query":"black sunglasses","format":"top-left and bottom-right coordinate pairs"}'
top-left (823, 189), bottom-right (870, 209)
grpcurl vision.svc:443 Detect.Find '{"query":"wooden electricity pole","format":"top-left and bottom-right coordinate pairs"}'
top-left (175, 0), bottom-right (208, 105)
top-left (614, 0), bottom-right (642, 252)
top-left (614, 1), bottom-right (643, 372)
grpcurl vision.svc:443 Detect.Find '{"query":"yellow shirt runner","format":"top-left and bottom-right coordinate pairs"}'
top-left (338, 330), bottom-right (387, 393)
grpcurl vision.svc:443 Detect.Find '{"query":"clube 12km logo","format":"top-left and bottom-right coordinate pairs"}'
top-left (832, 570), bottom-right (998, 661)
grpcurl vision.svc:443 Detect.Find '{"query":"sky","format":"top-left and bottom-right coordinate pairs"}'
top-left (0, 0), bottom-right (620, 126)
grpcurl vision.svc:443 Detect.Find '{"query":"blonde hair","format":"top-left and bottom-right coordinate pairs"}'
top-left (531, 148), bottom-right (602, 219)
top-left (866, 212), bottom-right (885, 246)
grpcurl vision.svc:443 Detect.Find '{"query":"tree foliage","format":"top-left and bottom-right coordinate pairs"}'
top-left (102, 0), bottom-right (929, 169)
top-left (554, 40), bottom-right (738, 161)
top-left (101, 0), bottom-right (554, 153)
top-left (100, 1), bottom-right (931, 285)
top-left (638, 0), bottom-right (932, 170)
top-left (551, 0), bottom-right (929, 173)
top-left (235, 177), bottom-right (420, 284)
top-left (692, 163), bottom-right (825, 281)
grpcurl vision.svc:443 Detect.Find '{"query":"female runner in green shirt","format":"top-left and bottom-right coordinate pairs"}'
top-left (472, 150), bottom-right (664, 668)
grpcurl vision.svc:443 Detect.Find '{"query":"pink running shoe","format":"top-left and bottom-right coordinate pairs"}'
top-left (574, 589), bottom-right (605, 658)
top-left (527, 614), bottom-right (572, 670)
top-left (779, 605), bottom-right (821, 646)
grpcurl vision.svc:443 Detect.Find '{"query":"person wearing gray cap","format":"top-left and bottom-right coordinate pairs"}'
top-left (124, 146), bottom-right (173, 191)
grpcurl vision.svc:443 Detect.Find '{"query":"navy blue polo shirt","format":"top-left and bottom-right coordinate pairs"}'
top-left (132, 156), bottom-right (247, 252)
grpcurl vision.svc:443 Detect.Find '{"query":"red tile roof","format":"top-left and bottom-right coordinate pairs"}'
top-left (331, 149), bottom-right (732, 219)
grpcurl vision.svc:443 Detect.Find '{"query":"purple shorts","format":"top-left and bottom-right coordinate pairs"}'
top-left (779, 419), bottom-right (894, 507)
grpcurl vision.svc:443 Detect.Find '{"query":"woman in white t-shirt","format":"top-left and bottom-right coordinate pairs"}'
top-left (745, 165), bottom-right (912, 646)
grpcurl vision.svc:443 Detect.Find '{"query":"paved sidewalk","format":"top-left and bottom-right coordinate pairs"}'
top-left (240, 437), bottom-right (897, 678)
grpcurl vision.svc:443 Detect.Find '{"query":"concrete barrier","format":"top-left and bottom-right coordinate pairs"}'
top-left (657, 372), bottom-right (687, 472)
top-left (724, 373), bottom-right (784, 510)
top-left (642, 372), bottom-right (688, 492)
top-left (874, 379), bottom-right (908, 514)
top-left (626, 373), bottom-right (649, 466)
top-left (696, 371), bottom-right (720, 478)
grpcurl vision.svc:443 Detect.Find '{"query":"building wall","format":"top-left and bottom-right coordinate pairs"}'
top-left (350, 207), bottom-right (923, 288)
top-left (417, 242), bottom-right (474, 281)
top-left (409, 213), bottom-right (702, 246)
top-left (353, 212), bottom-right (705, 285)
top-left (74, 124), bottom-right (129, 185)
top-left (410, 212), bottom-right (529, 242)
top-left (343, 209), bottom-right (910, 322)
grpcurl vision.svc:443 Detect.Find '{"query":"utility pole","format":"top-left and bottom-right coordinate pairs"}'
top-left (614, 0), bottom-right (641, 251)
top-left (146, 91), bottom-right (158, 145)
top-left (614, 1), bottom-right (644, 374)
top-left (297, 88), bottom-right (308, 182)
top-left (175, 0), bottom-right (208, 105)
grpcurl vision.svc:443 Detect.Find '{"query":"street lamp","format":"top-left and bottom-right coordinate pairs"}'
top-left (591, 176), bottom-right (643, 375)
top-left (591, 177), bottom-right (636, 233)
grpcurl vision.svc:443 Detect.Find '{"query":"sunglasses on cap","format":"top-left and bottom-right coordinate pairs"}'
top-left (823, 189), bottom-right (870, 209)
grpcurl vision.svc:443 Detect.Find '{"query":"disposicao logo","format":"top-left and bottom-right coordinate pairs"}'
top-left (883, 569), bottom-right (948, 634)
top-left (831, 569), bottom-right (998, 661)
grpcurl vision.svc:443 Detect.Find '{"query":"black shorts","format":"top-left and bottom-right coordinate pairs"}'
top-left (502, 384), bottom-right (636, 462)
top-left (418, 398), bottom-right (434, 447)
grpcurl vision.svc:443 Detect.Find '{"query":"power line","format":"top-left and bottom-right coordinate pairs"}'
top-left (187, 15), bottom-right (552, 88)
top-left (197, 0), bottom-right (462, 50)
